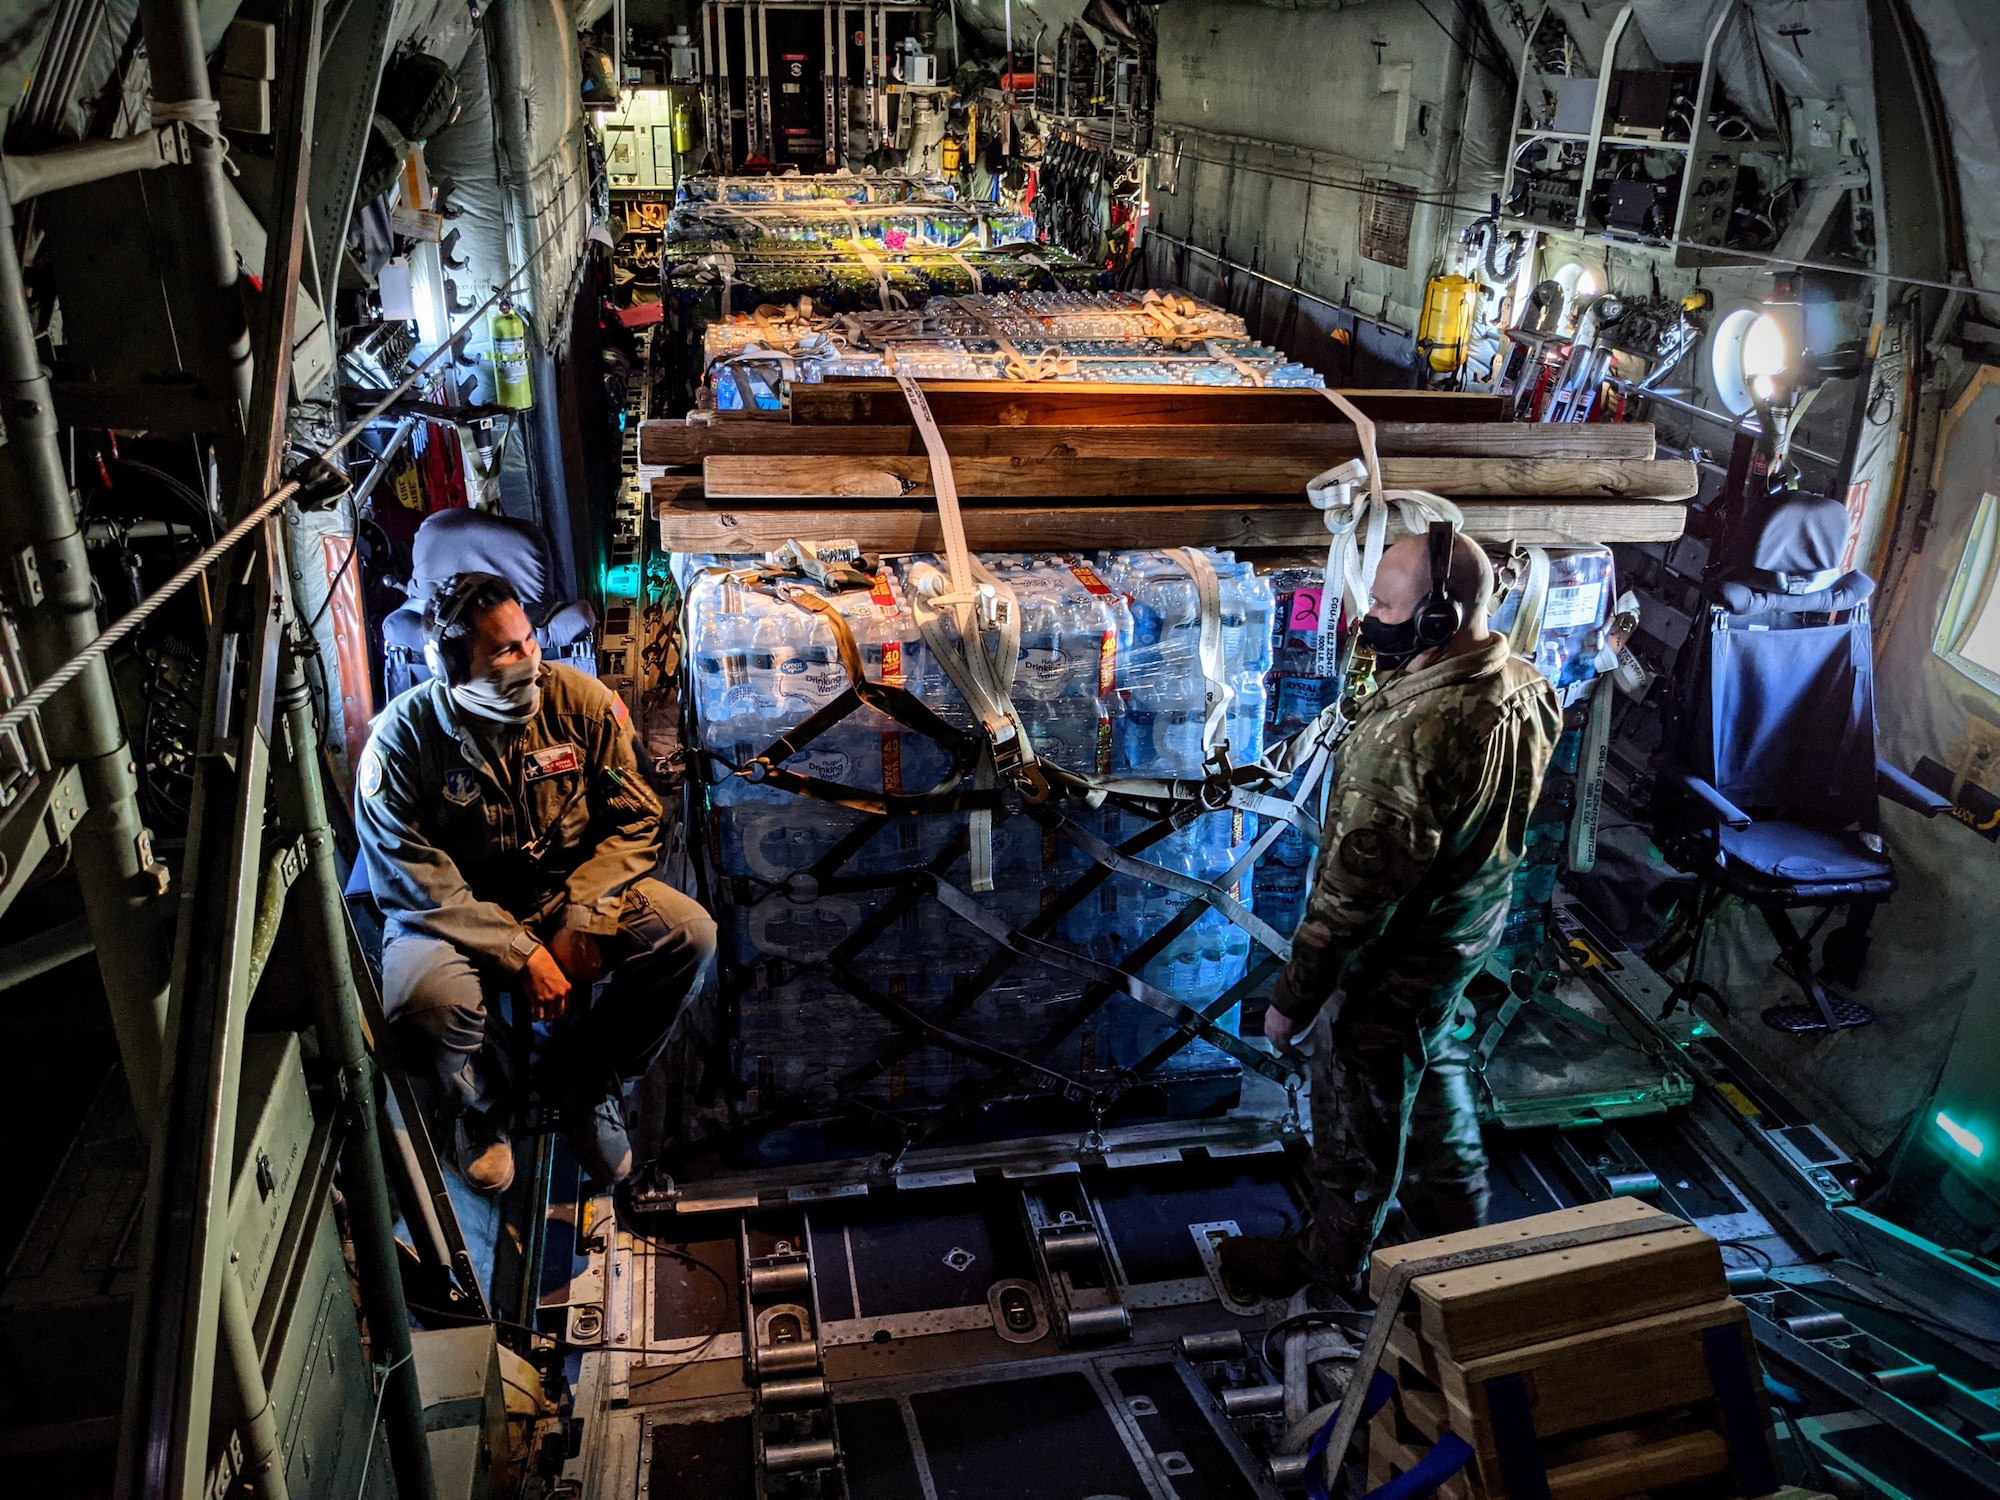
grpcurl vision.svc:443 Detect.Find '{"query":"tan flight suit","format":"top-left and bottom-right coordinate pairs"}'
top-left (356, 662), bottom-right (715, 1118)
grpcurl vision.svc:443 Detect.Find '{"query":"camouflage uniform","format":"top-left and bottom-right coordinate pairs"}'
top-left (1268, 633), bottom-right (1559, 1284)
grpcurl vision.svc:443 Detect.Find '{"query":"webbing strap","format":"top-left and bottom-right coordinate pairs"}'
top-left (898, 373), bottom-right (1047, 817)
top-left (1703, 1322), bottom-right (1782, 1496)
top-left (1361, 1433), bottom-right (1475, 1500)
top-left (1044, 808), bottom-right (1293, 961)
top-left (1506, 545), bottom-right (1552, 659)
top-left (1309, 388), bottom-right (1466, 629)
top-left (1314, 1214), bottom-right (1683, 1490)
top-left (924, 873), bottom-right (1296, 1086)
top-left (1171, 546), bottom-right (1235, 755)
top-left (1130, 955), bottom-right (1280, 1078)
top-left (1301, 1371), bottom-right (1396, 1500)
top-left (825, 965), bottom-right (1083, 1097)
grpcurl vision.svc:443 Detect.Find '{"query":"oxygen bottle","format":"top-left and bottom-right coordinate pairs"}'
top-left (492, 300), bottom-right (534, 409)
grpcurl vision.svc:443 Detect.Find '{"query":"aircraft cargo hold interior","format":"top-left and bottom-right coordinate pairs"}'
top-left (8, 3), bottom-right (2000, 1500)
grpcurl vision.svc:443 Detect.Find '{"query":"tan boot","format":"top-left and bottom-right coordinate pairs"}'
top-left (455, 1113), bottom-right (516, 1195)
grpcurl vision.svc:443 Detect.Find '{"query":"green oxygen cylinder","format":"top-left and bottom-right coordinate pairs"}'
top-left (672, 99), bottom-right (696, 156)
top-left (492, 300), bottom-right (534, 409)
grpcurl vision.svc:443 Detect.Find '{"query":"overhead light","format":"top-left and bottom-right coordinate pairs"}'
top-left (1937, 1110), bottom-right (1986, 1160)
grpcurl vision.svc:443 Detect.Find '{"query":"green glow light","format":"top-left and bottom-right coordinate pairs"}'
top-left (1937, 1111), bottom-right (1986, 1160)
top-left (1690, 1022), bottom-right (1713, 1038)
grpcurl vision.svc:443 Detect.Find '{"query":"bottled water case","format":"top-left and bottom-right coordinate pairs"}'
top-left (684, 549), bottom-right (1294, 1159)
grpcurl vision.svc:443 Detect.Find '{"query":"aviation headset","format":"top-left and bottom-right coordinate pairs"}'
top-left (1410, 521), bottom-right (1464, 653)
top-left (422, 571), bottom-right (519, 685)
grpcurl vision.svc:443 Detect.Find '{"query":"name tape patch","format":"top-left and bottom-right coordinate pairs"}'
top-left (524, 743), bottom-right (582, 782)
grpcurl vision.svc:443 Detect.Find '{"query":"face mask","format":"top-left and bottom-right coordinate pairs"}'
top-left (1357, 614), bottom-right (1422, 673)
top-left (452, 653), bottom-right (542, 723)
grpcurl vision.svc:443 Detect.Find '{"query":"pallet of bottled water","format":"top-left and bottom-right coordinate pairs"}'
top-left (685, 549), bottom-right (1285, 1141)
top-left (677, 173), bottom-right (957, 206)
top-left (699, 293), bottom-right (1250, 358)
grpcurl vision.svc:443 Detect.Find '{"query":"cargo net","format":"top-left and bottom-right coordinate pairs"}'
top-left (683, 546), bottom-right (1346, 1164)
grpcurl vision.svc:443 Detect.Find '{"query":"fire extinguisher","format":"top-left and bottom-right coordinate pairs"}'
top-left (492, 299), bottom-right (534, 410)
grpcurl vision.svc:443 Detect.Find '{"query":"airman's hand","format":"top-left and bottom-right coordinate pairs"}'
top-left (522, 943), bottom-right (573, 1021)
top-left (548, 927), bottom-right (604, 987)
top-left (1263, 1005), bottom-right (1302, 1050)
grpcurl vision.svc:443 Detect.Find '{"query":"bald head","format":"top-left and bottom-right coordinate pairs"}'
top-left (1368, 529), bottom-right (1494, 628)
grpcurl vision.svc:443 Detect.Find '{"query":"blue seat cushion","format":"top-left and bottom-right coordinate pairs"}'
top-left (1716, 822), bottom-right (1896, 901)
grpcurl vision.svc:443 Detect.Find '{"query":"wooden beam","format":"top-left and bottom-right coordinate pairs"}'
top-left (785, 381), bottom-right (1510, 427)
top-left (703, 455), bottom-right (1700, 502)
top-left (639, 418), bottom-right (1658, 466)
top-left (655, 496), bottom-right (1689, 552)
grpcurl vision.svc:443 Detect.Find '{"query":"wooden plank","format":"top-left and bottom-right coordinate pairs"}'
top-left (1542, 1430), bottom-right (1730, 1500)
top-left (1370, 1417), bottom-right (1730, 1500)
top-left (787, 380), bottom-right (1510, 427)
top-left (638, 418), bottom-right (1657, 466)
top-left (1420, 1221), bottom-right (1723, 1361)
top-left (654, 496), bottom-right (1689, 552)
top-left (1370, 1199), bottom-right (1726, 1361)
top-left (703, 455), bottom-right (1698, 502)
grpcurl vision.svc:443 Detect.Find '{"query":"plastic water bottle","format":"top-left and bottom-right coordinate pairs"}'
top-left (1153, 676), bottom-right (1208, 774)
top-left (747, 612), bottom-right (793, 720)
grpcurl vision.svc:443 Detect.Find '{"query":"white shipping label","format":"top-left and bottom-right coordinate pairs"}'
top-left (1543, 581), bottom-right (1605, 631)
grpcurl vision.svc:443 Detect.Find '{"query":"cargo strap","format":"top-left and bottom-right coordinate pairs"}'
top-left (1313, 1214), bottom-right (1692, 1493)
top-left (1171, 545), bottom-right (1235, 755)
top-left (1469, 965), bottom-right (1614, 1080)
top-left (1308, 388), bottom-right (1465, 631)
top-left (1293, 1369), bottom-right (1476, 1500)
top-left (1505, 545), bottom-right (1553, 659)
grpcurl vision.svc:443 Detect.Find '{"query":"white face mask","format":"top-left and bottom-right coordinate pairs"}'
top-left (451, 651), bottom-right (542, 723)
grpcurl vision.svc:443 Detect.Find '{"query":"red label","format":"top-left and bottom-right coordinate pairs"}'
top-left (871, 570), bottom-right (895, 607)
top-left (1099, 630), bottom-right (1117, 695)
top-left (1067, 560), bottom-right (1114, 596)
top-left (882, 733), bottom-right (904, 794)
top-left (1096, 717), bottom-right (1113, 773)
top-left (881, 639), bottom-right (903, 685)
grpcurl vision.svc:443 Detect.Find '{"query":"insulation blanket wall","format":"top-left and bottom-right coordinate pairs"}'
top-left (684, 549), bottom-right (1290, 1159)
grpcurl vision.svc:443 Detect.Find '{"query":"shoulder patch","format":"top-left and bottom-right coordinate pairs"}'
top-left (358, 745), bottom-right (383, 798)
top-left (1339, 827), bottom-right (1388, 878)
top-left (612, 695), bottom-right (629, 724)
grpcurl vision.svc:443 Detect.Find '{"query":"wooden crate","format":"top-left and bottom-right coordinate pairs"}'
top-left (1370, 1198), bottom-right (1727, 1362)
top-left (1358, 1204), bottom-right (1776, 1500)
top-left (1384, 1297), bottom-right (1763, 1490)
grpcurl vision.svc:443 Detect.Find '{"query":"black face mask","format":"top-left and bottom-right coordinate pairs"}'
top-left (1358, 614), bottom-right (1422, 672)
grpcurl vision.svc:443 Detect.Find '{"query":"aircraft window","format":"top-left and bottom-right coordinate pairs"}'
top-left (1708, 306), bottom-right (1789, 417)
top-left (1935, 491), bottom-right (2000, 691)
